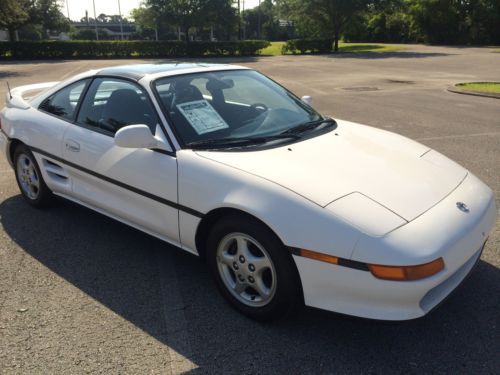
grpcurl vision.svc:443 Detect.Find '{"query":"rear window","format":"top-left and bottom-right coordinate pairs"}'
top-left (39, 80), bottom-right (89, 121)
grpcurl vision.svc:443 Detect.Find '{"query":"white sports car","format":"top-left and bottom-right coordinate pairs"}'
top-left (0, 64), bottom-right (496, 321)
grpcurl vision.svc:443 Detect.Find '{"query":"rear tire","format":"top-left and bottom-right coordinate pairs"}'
top-left (13, 144), bottom-right (53, 208)
top-left (207, 214), bottom-right (302, 321)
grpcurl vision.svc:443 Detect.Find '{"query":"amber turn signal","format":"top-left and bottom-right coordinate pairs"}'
top-left (300, 249), bottom-right (339, 265)
top-left (368, 257), bottom-right (445, 281)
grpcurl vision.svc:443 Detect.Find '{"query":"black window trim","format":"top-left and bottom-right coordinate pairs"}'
top-left (38, 78), bottom-right (92, 123)
top-left (38, 75), bottom-right (176, 156)
top-left (150, 68), bottom-right (324, 150)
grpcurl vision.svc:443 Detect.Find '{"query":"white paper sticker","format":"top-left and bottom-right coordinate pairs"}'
top-left (177, 100), bottom-right (229, 135)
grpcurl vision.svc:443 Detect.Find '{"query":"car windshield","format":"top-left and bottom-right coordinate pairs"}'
top-left (153, 70), bottom-right (326, 149)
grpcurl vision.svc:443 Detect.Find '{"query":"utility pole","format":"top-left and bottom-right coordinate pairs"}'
top-left (238, 0), bottom-right (242, 40)
top-left (92, 0), bottom-right (99, 40)
top-left (117, 0), bottom-right (124, 40)
top-left (242, 0), bottom-right (246, 40)
top-left (258, 0), bottom-right (261, 39)
top-left (65, 0), bottom-right (70, 20)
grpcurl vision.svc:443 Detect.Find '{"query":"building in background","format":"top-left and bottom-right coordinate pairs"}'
top-left (69, 21), bottom-right (135, 40)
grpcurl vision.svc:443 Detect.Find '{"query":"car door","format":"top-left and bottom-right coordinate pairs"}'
top-left (61, 77), bottom-right (180, 244)
top-left (33, 79), bottom-right (91, 197)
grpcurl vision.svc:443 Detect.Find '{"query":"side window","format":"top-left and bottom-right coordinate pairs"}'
top-left (77, 78), bottom-right (159, 135)
top-left (39, 80), bottom-right (89, 120)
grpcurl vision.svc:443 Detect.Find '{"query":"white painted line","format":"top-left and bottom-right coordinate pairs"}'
top-left (416, 132), bottom-right (500, 141)
top-left (157, 249), bottom-right (197, 373)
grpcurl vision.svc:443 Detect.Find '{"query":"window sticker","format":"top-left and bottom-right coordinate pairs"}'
top-left (177, 100), bottom-right (229, 135)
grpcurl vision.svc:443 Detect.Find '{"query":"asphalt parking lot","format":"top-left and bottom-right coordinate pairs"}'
top-left (0, 44), bottom-right (499, 373)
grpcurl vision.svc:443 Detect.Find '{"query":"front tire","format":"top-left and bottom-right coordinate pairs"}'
top-left (14, 145), bottom-right (53, 208)
top-left (207, 214), bottom-right (302, 321)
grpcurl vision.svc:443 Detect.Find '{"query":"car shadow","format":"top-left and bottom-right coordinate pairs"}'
top-left (0, 195), bottom-right (498, 373)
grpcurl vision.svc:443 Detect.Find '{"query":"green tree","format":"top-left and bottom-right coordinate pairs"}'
top-left (0, 0), bottom-right (69, 40)
top-left (204, 0), bottom-right (238, 40)
top-left (326, 0), bottom-right (500, 46)
top-left (408, 0), bottom-right (464, 44)
top-left (142, 0), bottom-right (236, 41)
top-left (131, 7), bottom-right (160, 40)
top-left (343, 1), bottom-right (418, 43)
top-left (0, 0), bottom-right (30, 41)
top-left (285, 0), bottom-right (370, 51)
top-left (243, 0), bottom-right (292, 41)
top-left (143, 0), bottom-right (208, 41)
top-left (29, 0), bottom-right (70, 39)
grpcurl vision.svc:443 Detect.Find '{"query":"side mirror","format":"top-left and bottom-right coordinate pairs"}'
top-left (115, 124), bottom-right (161, 149)
top-left (301, 95), bottom-right (313, 106)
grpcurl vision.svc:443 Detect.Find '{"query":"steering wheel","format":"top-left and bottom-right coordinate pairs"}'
top-left (250, 103), bottom-right (269, 113)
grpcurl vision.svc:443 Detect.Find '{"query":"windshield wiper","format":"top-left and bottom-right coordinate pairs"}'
top-left (281, 118), bottom-right (336, 135)
top-left (187, 134), bottom-right (300, 150)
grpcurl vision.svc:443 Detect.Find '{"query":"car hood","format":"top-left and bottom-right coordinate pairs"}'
top-left (195, 120), bottom-right (467, 222)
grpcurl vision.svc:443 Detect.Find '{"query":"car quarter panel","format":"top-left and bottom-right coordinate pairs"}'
top-left (1, 107), bottom-right (68, 159)
top-left (2, 106), bottom-right (71, 195)
top-left (176, 150), bottom-right (362, 259)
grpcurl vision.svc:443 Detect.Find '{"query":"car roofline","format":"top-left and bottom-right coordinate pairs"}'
top-left (145, 65), bottom-right (250, 81)
top-left (94, 64), bottom-right (250, 82)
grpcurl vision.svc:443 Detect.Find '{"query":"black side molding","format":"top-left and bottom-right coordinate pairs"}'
top-left (29, 145), bottom-right (204, 219)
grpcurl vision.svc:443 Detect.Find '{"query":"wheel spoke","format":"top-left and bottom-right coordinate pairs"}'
top-left (249, 255), bottom-right (272, 272)
top-left (218, 252), bottom-right (234, 267)
top-left (236, 237), bottom-right (249, 257)
top-left (253, 278), bottom-right (271, 298)
top-left (234, 282), bottom-right (247, 294)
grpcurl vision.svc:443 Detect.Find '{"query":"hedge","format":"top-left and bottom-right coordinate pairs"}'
top-left (282, 39), bottom-right (333, 54)
top-left (0, 40), bottom-right (271, 59)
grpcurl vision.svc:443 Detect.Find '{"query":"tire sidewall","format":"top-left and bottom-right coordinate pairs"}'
top-left (14, 145), bottom-right (51, 207)
top-left (207, 214), bottom-right (302, 321)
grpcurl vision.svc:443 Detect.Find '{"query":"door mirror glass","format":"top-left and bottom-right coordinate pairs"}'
top-left (301, 95), bottom-right (313, 106)
top-left (114, 124), bottom-right (159, 149)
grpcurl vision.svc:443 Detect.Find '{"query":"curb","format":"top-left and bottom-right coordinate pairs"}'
top-left (447, 86), bottom-right (500, 99)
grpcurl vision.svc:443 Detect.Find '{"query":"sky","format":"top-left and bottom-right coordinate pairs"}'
top-left (62, 0), bottom-right (261, 21)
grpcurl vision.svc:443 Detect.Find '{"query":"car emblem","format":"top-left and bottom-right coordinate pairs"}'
top-left (456, 202), bottom-right (470, 213)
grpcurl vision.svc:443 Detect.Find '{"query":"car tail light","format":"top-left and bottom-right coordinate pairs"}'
top-left (368, 258), bottom-right (445, 281)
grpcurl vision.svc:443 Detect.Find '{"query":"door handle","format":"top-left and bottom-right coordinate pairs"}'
top-left (65, 140), bottom-right (80, 152)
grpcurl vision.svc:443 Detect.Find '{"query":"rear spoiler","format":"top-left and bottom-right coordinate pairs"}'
top-left (6, 81), bottom-right (59, 109)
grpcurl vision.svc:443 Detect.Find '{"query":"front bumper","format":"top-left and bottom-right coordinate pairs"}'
top-left (294, 173), bottom-right (497, 320)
